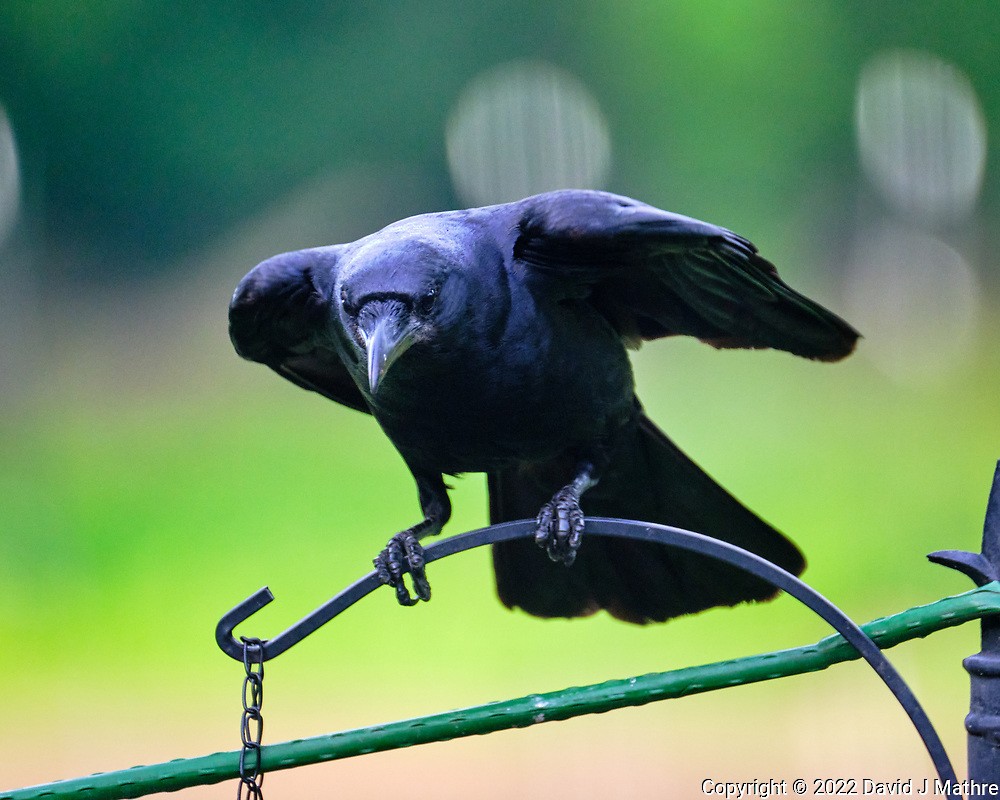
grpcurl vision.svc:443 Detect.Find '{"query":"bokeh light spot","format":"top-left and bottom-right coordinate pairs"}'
top-left (843, 224), bottom-right (979, 386)
top-left (446, 60), bottom-right (611, 207)
top-left (0, 105), bottom-right (21, 247)
top-left (855, 50), bottom-right (987, 224)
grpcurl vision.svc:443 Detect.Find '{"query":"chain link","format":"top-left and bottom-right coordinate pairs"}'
top-left (237, 636), bottom-right (265, 799)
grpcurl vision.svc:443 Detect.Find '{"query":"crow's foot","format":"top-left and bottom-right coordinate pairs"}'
top-left (535, 486), bottom-right (585, 566)
top-left (374, 530), bottom-right (431, 606)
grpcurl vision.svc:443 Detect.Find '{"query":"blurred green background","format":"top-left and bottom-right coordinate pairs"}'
top-left (2, 2), bottom-right (999, 797)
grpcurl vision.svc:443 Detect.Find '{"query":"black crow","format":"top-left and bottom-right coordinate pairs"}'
top-left (229, 190), bottom-right (858, 623)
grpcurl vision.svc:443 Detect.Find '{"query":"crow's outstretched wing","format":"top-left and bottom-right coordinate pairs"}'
top-left (507, 190), bottom-right (859, 360)
top-left (228, 248), bottom-right (370, 414)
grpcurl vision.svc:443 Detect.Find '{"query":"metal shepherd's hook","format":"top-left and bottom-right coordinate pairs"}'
top-left (216, 517), bottom-right (962, 796)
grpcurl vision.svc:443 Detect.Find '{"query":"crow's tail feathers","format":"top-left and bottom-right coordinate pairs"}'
top-left (488, 412), bottom-right (805, 624)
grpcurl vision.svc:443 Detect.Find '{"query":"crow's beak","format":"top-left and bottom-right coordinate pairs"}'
top-left (359, 301), bottom-right (416, 394)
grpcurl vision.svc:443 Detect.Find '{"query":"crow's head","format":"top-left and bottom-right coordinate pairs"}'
top-left (336, 223), bottom-right (470, 395)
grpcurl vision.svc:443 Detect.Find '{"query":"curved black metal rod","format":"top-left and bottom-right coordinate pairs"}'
top-left (215, 517), bottom-right (959, 794)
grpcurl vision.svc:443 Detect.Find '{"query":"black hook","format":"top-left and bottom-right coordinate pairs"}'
top-left (215, 521), bottom-right (519, 662)
top-left (216, 587), bottom-right (274, 661)
top-left (214, 517), bottom-right (960, 795)
top-left (215, 573), bottom-right (383, 662)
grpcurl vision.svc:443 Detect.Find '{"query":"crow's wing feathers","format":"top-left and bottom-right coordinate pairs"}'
top-left (228, 247), bottom-right (371, 415)
top-left (510, 190), bottom-right (858, 361)
top-left (275, 351), bottom-right (369, 413)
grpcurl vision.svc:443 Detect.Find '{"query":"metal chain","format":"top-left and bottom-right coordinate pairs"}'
top-left (237, 636), bottom-right (265, 799)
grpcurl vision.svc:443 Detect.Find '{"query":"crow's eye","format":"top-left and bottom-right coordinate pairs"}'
top-left (339, 285), bottom-right (356, 314)
top-left (418, 286), bottom-right (438, 313)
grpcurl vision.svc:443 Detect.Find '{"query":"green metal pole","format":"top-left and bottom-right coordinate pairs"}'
top-left (5, 584), bottom-right (999, 800)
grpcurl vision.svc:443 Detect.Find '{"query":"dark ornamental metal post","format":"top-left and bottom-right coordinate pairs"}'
top-left (966, 463), bottom-right (1000, 783)
top-left (930, 461), bottom-right (1000, 784)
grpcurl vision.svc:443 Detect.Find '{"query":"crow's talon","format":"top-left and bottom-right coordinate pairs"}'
top-left (535, 487), bottom-right (585, 566)
top-left (374, 531), bottom-right (430, 605)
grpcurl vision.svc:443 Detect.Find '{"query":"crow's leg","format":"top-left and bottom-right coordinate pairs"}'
top-left (535, 461), bottom-right (599, 566)
top-left (374, 472), bottom-right (451, 606)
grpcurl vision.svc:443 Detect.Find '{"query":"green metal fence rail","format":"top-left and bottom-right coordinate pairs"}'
top-left (5, 583), bottom-right (998, 800)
